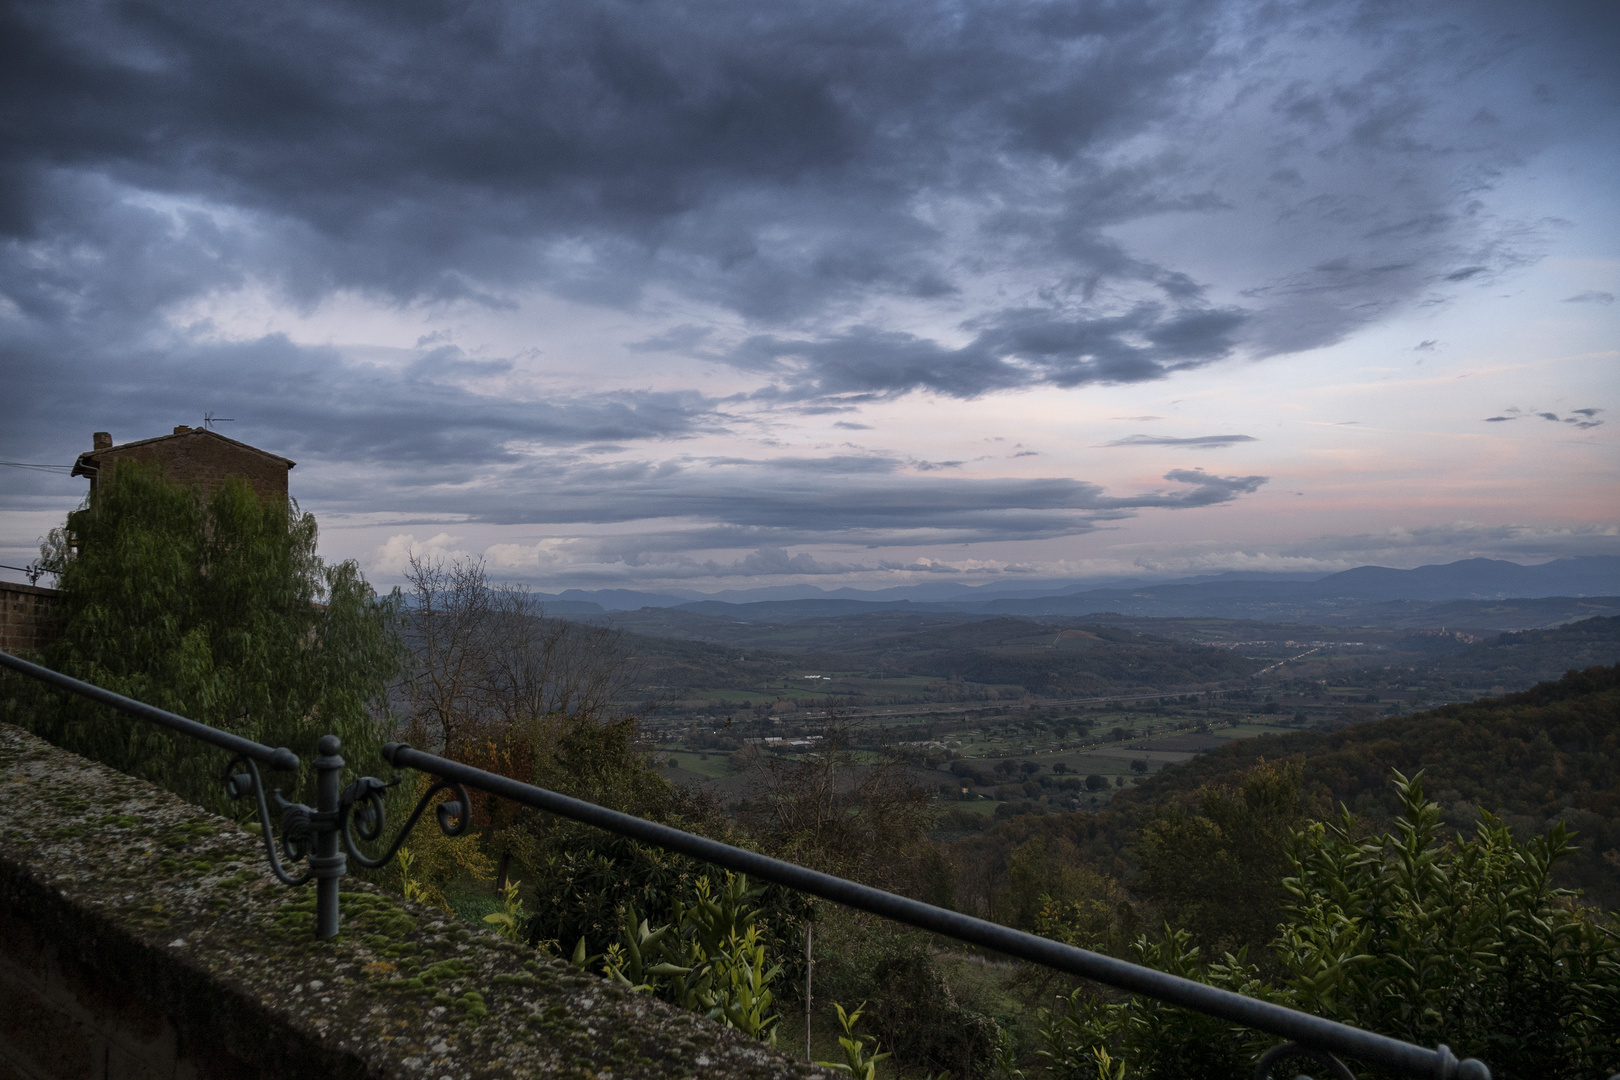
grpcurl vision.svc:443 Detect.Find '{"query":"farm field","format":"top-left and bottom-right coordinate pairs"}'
top-left (651, 696), bottom-right (1321, 817)
top-left (622, 611), bottom-right (1620, 730)
top-left (639, 615), bottom-right (1617, 822)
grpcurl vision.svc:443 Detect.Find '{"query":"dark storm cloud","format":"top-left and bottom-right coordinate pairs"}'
top-left (1, 324), bottom-right (722, 474)
top-left (2, 0), bottom-right (1233, 313)
top-left (1102, 434), bottom-right (1257, 447)
top-left (0, 170), bottom-right (725, 467)
top-left (368, 453), bottom-right (1267, 552)
top-left (729, 304), bottom-right (1249, 400)
top-left (2, 0), bottom-right (1612, 567)
top-left (1482, 407), bottom-right (1603, 429)
top-left (5, 0), bottom-right (1611, 411)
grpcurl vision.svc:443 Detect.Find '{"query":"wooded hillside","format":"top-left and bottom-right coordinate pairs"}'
top-left (1116, 663), bottom-right (1620, 905)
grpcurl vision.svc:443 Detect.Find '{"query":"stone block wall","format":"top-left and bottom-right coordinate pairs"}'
top-left (0, 723), bottom-right (827, 1080)
top-left (0, 583), bottom-right (59, 658)
top-left (86, 431), bottom-right (291, 506)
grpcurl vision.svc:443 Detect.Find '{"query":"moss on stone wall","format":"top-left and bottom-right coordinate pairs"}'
top-left (0, 722), bottom-right (831, 1079)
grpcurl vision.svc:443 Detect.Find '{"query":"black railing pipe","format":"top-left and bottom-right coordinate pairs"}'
top-left (382, 741), bottom-right (1489, 1080)
top-left (0, 650), bottom-right (348, 933)
top-left (0, 650), bottom-right (297, 772)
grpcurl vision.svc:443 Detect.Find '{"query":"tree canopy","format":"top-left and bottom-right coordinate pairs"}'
top-left (1118, 665), bottom-right (1620, 906)
top-left (6, 461), bottom-right (402, 812)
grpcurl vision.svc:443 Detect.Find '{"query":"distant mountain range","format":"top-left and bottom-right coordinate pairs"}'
top-left (534, 557), bottom-right (1620, 628)
top-left (536, 569), bottom-right (1335, 610)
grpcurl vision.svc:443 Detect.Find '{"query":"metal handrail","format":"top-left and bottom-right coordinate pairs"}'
top-left (381, 742), bottom-right (1486, 1080)
top-left (0, 649), bottom-right (1491, 1080)
top-left (0, 650), bottom-right (297, 771)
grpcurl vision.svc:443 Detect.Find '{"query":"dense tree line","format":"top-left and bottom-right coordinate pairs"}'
top-left (622, 613), bottom-right (1262, 704)
top-left (1418, 616), bottom-right (1620, 687)
top-left (917, 643), bottom-right (1254, 696)
top-left (1116, 665), bottom-right (1620, 906)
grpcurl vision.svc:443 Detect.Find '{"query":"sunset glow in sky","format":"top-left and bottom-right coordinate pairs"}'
top-left (3, 0), bottom-right (1616, 591)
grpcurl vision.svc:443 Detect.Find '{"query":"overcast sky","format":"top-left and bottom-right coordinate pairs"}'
top-left (3, 0), bottom-right (1616, 592)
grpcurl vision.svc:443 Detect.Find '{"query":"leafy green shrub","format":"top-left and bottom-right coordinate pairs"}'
top-left (1040, 770), bottom-right (1620, 1080)
top-left (601, 873), bottom-right (784, 1044)
top-left (1038, 932), bottom-right (1275, 1080)
top-left (524, 830), bottom-right (811, 987)
top-left (814, 914), bottom-right (1001, 1078)
top-left (815, 1002), bottom-right (892, 1078)
top-left (1279, 771), bottom-right (1620, 1079)
top-left (482, 878), bottom-right (528, 941)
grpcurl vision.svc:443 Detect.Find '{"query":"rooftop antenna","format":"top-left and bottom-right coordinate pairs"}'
top-left (0, 561), bottom-right (49, 586)
top-left (203, 413), bottom-right (235, 431)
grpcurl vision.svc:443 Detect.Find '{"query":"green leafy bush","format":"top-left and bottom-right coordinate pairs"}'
top-left (1040, 771), bottom-right (1620, 1080)
top-left (601, 873), bottom-right (784, 1044)
top-left (1039, 930), bottom-right (1275, 1080)
top-left (816, 1001), bottom-right (892, 1078)
top-left (524, 831), bottom-right (811, 989)
top-left (1280, 771), bottom-right (1620, 1079)
top-left (813, 913), bottom-right (1001, 1077)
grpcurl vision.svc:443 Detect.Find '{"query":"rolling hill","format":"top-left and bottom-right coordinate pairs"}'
top-left (542, 556), bottom-right (1620, 627)
top-left (1116, 664), bottom-right (1620, 906)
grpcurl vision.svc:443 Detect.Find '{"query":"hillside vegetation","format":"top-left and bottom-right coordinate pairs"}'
top-left (1418, 615), bottom-right (1620, 687)
top-left (1116, 663), bottom-right (1620, 905)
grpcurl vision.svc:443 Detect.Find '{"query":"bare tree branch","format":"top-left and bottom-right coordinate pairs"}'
top-left (401, 555), bottom-right (641, 752)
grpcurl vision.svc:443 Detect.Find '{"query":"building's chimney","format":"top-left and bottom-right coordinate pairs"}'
top-left (93, 432), bottom-right (112, 450)
top-left (173, 425), bottom-right (192, 434)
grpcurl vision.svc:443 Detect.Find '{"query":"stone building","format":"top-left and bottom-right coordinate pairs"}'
top-left (71, 426), bottom-right (296, 505)
top-left (1, 429), bottom-right (298, 657)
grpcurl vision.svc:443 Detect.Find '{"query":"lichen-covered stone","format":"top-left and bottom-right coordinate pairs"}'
top-left (0, 723), bottom-right (833, 1079)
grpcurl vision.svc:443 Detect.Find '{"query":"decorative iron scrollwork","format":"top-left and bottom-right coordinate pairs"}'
top-left (338, 773), bottom-right (472, 870)
top-left (279, 801), bottom-right (315, 860)
top-left (1254, 1042), bottom-right (1357, 1080)
top-left (224, 749), bottom-right (471, 894)
top-left (223, 755), bottom-right (312, 886)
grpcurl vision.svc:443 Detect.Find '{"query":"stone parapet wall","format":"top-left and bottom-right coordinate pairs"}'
top-left (0, 583), bottom-right (59, 658)
top-left (0, 723), bottom-right (826, 1080)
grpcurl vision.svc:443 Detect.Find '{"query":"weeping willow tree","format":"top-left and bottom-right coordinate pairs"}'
top-left (5, 461), bottom-right (403, 814)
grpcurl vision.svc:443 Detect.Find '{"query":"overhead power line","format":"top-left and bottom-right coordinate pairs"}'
top-left (0, 461), bottom-right (76, 473)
